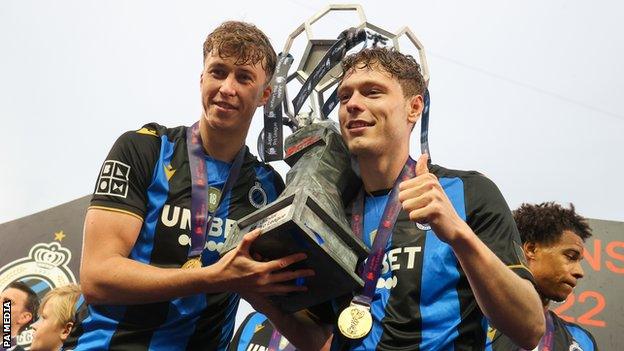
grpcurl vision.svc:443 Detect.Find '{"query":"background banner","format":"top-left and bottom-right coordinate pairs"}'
top-left (0, 196), bottom-right (87, 348)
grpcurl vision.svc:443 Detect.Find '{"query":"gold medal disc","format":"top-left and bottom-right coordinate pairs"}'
top-left (337, 304), bottom-right (373, 339)
top-left (182, 257), bottom-right (202, 269)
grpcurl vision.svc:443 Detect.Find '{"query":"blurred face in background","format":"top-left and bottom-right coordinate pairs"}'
top-left (30, 297), bottom-right (73, 351)
top-left (0, 287), bottom-right (32, 336)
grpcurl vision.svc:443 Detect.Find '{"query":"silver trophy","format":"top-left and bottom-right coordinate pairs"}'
top-left (221, 4), bottom-right (431, 312)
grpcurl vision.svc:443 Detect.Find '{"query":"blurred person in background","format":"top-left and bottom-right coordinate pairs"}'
top-left (490, 202), bottom-right (598, 350)
top-left (1, 281), bottom-right (39, 351)
top-left (30, 284), bottom-right (81, 351)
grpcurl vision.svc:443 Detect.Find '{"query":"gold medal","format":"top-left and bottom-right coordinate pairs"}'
top-left (337, 303), bottom-right (373, 339)
top-left (182, 257), bottom-right (202, 269)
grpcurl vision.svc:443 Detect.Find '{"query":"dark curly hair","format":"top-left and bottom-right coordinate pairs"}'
top-left (203, 21), bottom-right (277, 82)
top-left (513, 202), bottom-right (592, 245)
top-left (341, 47), bottom-right (426, 98)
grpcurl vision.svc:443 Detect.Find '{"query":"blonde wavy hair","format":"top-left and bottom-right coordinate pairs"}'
top-left (39, 284), bottom-right (81, 327)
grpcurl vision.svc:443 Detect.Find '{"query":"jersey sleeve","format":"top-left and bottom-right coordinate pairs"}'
top-left (464, 173), bottom-right (534, 283)
top-left (90, 128), bottom-right (161, 219)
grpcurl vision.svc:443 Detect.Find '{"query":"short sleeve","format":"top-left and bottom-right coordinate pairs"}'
top-left (90, 128), bottom-right (161, 219)
top-left (464, 173), bottom-right (534, 283)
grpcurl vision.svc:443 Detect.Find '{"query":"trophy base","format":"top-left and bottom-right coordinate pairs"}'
top-left (221, 191), bottom-right (368, 312)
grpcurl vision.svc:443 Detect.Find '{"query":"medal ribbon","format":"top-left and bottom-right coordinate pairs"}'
top-left (186, 121), bottom-right (246, 259)
top-left (420, 89), bottom-right (431, 159)
top-left (321, 85), bottom-right (339, 119)
top-left (267, 329), bottom-right (296, 351)
top-left (262, 53), bottom-right (294, 161)
top-left (350, 157), bottom-right (416, 305)
top-left (520, 311), bottom-right (555, 351)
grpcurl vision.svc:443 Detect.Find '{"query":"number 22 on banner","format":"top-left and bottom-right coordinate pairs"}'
top-left (552, 290), bottom-right (606, 327)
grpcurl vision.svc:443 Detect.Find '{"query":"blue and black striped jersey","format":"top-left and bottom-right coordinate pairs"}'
top-left (65, 123), bottom-right (284, 351)
top-left (488, 310), bottom-right (598, 351)
top-left (311, 164), bottom-right (534, 351)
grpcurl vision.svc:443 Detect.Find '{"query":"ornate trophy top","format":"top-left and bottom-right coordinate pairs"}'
top-left (281, 4), bottom-right (430, 122)
top-left (260, 4), bottom-right (431, 161)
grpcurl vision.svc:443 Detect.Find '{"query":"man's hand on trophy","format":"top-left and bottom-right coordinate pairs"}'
top-left (398, 154), bottom-right (471, 245)
top-left (215, 228), bottom-right (315, 295)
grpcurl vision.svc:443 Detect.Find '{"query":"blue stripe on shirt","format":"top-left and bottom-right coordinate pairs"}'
top-left (73, 305), bottom-right (127, 350)
top-left (219, 293), bottom-right (241, 349)
top-left (130, 135), bottom-right (174, 263)
top-left (420, 177), bottom-right (466, 350)
top-left (148, 295), bottom-right (207, 351)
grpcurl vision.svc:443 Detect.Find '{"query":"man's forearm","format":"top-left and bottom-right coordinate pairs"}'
top-left (81, 255), bottom-right (223, 304)
top-left (450, 225), bottom-right (545, 349)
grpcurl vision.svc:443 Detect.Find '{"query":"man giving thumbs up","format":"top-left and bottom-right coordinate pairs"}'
top-left (245, 47), bottom-right (546, 351)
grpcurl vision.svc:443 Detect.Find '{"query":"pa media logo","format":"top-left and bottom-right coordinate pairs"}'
top-left (2, 300), bottom-right (10, 348)
top-left (0, 242), bottom-right (77, 349)
top-left (95, 160), bottom-right (131, 198)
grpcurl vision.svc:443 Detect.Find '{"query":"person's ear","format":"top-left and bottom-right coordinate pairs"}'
top-left (60, 322), bottom-right (74, 341)
top-left (18, 311), bottom-right (32, 325)
top-left (523, 241), bottom-right (538, 262)
top-left (406, 94), bottom-right (424, 125)
top-left (258, 84), bottom-right (272, 107)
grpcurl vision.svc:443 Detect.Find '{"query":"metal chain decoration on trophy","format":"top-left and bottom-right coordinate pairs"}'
top-left (221, 4), bottom-right (431, 312)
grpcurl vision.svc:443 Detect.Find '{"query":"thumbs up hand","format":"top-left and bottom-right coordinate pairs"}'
top-left (398, 154), bottom-right (469, 244)
top-left (415, 152), bottom-right (430, 176)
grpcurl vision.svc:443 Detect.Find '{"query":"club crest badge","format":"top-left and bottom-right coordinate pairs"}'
top-left (248, 182), bottom-right (268, 209)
